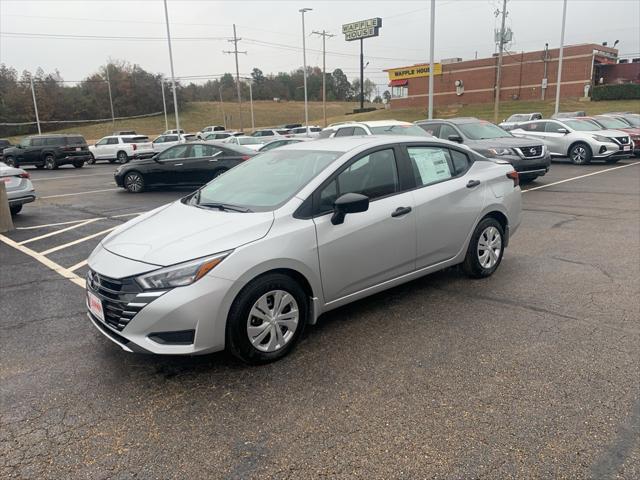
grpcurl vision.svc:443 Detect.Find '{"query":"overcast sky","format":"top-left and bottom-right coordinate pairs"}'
top-left (1, 0), bottom-right (638, 89)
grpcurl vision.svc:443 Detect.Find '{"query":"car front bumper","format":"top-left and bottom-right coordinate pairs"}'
top-left (498, 153), bottom-right (551, 177)
top-left (87, 246), bottom-right (235, 355)
top-left (591, 140), bottom-right (634, 159)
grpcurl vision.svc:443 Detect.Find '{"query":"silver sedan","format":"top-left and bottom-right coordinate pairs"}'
top-left (0, 161), bottom-right (36, 215)
top-left (86, 136), bottom-right (522, 364)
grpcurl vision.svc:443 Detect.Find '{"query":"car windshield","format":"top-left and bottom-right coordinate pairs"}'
top-left (190, 149), bottom-right (341, 211)
top-left (563, 119), bottom-right (602, 131)
top-left (507, 114), bottom-right (530, 122)
top-left (622, 114), bottom-right (640, 126)
top-left (369, 125), bottom-right (430, 136)
top-left (458, 122), bottom-right (511, 140)
top-left (238, 137), bottom-right (264, 145)
top-left (595, 117), bottom-right (630, 129)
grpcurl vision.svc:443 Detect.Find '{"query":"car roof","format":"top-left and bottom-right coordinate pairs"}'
top-left (276, 135), bottom-right (448, 153)
top-left (416, 117), bottom-right (482, 125)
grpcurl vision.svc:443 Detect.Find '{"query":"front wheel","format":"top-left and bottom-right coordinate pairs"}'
top-left (123, 171), bottom-right (145, 193)
top-left (462, 217), bottom-right (505, 278)
top-left (44, 155), bottom-right (58, 170)
top-left (4, 156), bottom-right (16, 168)
top-left (226, 273), bottom-right (308, 364)
top-left (568, 142), bottom-right (592, 165)
top-left (87, 154), bottom-right (96, 165)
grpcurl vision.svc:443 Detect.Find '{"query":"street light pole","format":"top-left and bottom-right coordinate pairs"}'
top-left (300, 8), bottom-right (312, 129)
top-left (160, 78), bottom-right (168, 131)
top-left (554, 0), bottom-right (568, 115)
top-left (29, 77), bottom-right (41, 135)
top-left (105, 62), bottom-right (115, 127)
top-left (163, 0), bottom-right (180, 133)
top-left (312, 30), bottom-right (334, 128)
top-left (493, 0), bottom-right (508, 124)
top-left (247, 79), bottom-right (255, 130)
top-left (428, 0), bottom-right (435, 119)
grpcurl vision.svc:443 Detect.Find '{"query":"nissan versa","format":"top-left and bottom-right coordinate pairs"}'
top-left (86, 137), bottom-right (522, 364)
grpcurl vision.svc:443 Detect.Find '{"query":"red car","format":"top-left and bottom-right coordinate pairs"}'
top-left (589, 115), bottom-right (640, 157)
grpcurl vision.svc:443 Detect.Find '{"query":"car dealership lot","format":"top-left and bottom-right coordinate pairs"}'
top-left (1, 160), bottom-right (639, 478)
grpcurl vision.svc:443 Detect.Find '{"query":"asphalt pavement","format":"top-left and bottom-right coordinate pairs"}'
top-left (1, 159), bottom-right (639, 479)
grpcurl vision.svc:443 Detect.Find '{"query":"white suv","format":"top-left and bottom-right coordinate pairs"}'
top-left (88, 135), bottom-right (154, 164)
top-left (319, 120), bottom-right (431, 138)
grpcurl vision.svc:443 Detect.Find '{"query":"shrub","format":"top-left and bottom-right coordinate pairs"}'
top-left (592, 83), bottom-right (640, 101)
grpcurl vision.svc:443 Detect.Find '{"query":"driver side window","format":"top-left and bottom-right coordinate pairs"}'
top-left (96, 138), bottom-right (108, 146)
top-left (158, 144), bottom-right (190, 161)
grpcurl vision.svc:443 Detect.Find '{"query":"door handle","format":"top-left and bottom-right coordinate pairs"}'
top-left (466, 180), bottom-right (481, 188)
top-left (174, 163), bottom-right (183, 166)
top-left (208, 159), bottom-right (218, 162)
top-left (391, 206), bottom-right (412, 218)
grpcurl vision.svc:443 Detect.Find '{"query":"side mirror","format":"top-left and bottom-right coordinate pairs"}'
top-left (331, 193), bottom-right (369, 225)
top-left (448, 134), bottom-right (463, 143)
top-left (557, 128), bottom-right (569, 134)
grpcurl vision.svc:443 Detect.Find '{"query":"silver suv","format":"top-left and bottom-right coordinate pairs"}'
top-left (511, 118), bottom-right (633, 164)
top-left (86, 136), bottom-right (521, 364)
top-left (319, 120), bottom-right (431, 138)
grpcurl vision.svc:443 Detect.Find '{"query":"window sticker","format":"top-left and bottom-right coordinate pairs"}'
top-left (408, 148), bottom-right (452, 185)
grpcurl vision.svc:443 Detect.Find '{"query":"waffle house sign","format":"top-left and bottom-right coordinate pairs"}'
top-left (342, 17), bottom-right (382, 41)
top-left (386, 63), bottom-right (443, 81)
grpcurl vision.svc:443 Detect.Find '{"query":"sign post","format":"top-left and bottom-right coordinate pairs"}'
top-left (342, 17), bottom-right (382, 112)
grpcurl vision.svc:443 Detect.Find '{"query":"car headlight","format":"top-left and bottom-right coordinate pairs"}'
top-left (136, 251), bottom-right (232, 290)
top-left (485, 147), bottom-right (514, 156)
top-left (592, 135), bottom-right (612, 143)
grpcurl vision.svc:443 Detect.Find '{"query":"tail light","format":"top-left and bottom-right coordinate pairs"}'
top-left (506, 170), bottom-right (519, 187)
top-left (132, 144), bottom-right (138, 151)
top-left (19, 172), bottom-right (30, 179)
top-left (241, 155), bottom-right (251, 161)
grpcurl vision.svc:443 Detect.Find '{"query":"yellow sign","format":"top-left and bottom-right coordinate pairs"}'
top-left (386, 64), bottom-right (442, 81)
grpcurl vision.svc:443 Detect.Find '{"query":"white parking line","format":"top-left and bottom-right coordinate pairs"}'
top-left (30, 172), bottom-right (115, 182)
top-left (18, 218), bottom-right (100, 245)
top-left (0, 234), bottom-right (86, 289)
top-left (40, 188), bottom-right (121, 199)
top-left (68, 259), bottom-right (88, 272)
top-left (522, 161), bottom-right (640, 193)
top-left (39, 226), bottom-right (118, 255)
top-left (15, 212), bottom-right (143, 230)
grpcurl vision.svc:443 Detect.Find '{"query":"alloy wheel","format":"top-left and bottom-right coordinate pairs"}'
top-left (124, 173), bottom-right (143, 192)
top-left (117, 152), bottom-right (128, 164)
top-left (246, 290), bottom-right (299, 353)
top-left (477, 226), bottom-right (502, 269)
top-left (571, 146), bottom-right (586, 164)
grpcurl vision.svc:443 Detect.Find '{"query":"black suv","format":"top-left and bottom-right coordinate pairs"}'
top-left (415, 117), bottom-right (551, 182)
top-left (0, 139), bottom-right (12, 162)
top-left (3, 134), bottom-right (91, 169)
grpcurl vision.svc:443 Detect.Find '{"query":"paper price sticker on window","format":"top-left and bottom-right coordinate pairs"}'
top-left (408, 148), bottom-right (452, 186)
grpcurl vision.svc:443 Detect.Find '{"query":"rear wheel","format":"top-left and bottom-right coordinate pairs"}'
top-left (568, 142), bottom-right (592, 165)
top-left (9, 204), bottom-right (22, 215)
top-left (226, 273), bottom-right (308, 364)
top-left (44, 155), bottom-right (58, 170)
top-left (87, 154), bottom-right (96, 165)
top-left (462, 217), bottom-right (505, 278)
top-left (117, 151), bottom-right (128, 164)
top-left (123, 171), bottom-right (145, 193)
top-left (4, 156), bottom-right (16, 168)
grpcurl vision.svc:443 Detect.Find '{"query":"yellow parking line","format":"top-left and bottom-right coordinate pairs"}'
top-left (39, 226), bottom-right (118, 256)
top-left (18, 218), bottom-right (101, 245)
top-left (0, 234), bottom-right (85, 289)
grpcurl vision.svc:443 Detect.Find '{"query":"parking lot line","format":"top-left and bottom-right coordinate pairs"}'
top-left (18, 218), bottom-right (101, 245)
top-left (68, 259), bottom-right (88, 272)
top-left (39, 226), bottom-right (118, 255)
top-left (522, 161), bottom-right (640, 193)
top-left (30, 172), bottom-right (115, 182)
top-left (40, 188), bottom-right (121, 199)
top-left (15, 212), bottom-right (143, 230)
top-left (0, 234), bottom-right (85, 288)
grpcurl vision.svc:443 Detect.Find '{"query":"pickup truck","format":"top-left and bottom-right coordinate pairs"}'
top-left (88, 135), bottom-right (154, 164)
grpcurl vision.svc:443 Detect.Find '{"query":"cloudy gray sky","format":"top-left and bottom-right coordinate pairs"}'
top-left (1, 0), bottom-right (638, 88)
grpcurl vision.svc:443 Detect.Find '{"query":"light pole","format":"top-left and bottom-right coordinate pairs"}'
top-left (163, 0), bottom-right (180, 133)
top-left (244, 77), bottom-right (255, 131)
top-left (554, 0), bottom-right (568, 115)
top-left (299, 8), bottom-right (312, 129)
top-left (428, 0), bottom-right (435, 119)
top-left (160, 77), bottom-right (168, 131)
top-left (105, 62), bottom-right (115, 127)
top-left (29, 77), bottom-right (41, 135)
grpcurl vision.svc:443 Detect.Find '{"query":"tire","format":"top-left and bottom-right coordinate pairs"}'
top-left (123, 171), bottom-right (145, 193)
top-left (117, 151), bottom-right (129, 164)
top-left (73, 161), bottom-right (84, 168)
top-left (568, 142), bottom-right (592, 165)
top-left (87, 154), bottom-right (96, 165)
top-left (4, 156), bottom-right (16, 168)
top-left (44, 155), bottom-right (58, 170)
top-left (462, 217), bottom-right (505, 278)
top-left (9, 204), bottom-right (22, 215)
top-left (226, 273), bottom-right (308, 365)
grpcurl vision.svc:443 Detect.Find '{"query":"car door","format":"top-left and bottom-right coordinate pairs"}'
top-left (152, 144), bottom-right (192, 185)
top-left (24, 137), bottom-right (44, 164)
top-left (104, 137), bottom-right (120, 159)
top-left (406, 145), bottom-right (486, 268)
top-left (542, 121), bottom-right (571, 155)
top-left (94, 138), bottom-right (109, 159)
top-left (152, 136), bottom-right (166, 152)
top-left (312, 147), bottom-right (416, 303)
top-left (184, 143), bottom-right (223, 183)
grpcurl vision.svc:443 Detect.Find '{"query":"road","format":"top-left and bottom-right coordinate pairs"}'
top-left (1, 159), bottom-right (639, 479)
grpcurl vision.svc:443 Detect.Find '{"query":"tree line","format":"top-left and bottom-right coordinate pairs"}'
top-left (0, 61), bottom-right (381, 137)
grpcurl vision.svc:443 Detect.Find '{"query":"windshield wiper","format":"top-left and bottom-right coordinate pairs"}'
top-left (197, 202), bottom-right (252, 213)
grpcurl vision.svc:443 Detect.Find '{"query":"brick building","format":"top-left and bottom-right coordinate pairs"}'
top-left (385, 43), bottom-right (629, 109)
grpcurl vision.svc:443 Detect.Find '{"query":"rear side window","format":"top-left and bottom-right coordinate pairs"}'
top-left (45, 137), bottom-right (65, 146)
top-left (545, 122), bottom-right (564, 133)
top-left (122, 136), bottom-right (149, 143)
top-left (449, 149), bottom-right (471, 175)
top-left (334, 127), bottom-right (354, 137)
top-left (522, 122), bottom-right (543, 132)
top-left (310, 127), bottom-right (322, 132)
top-left (106, 138), bottom-right (119, 145)
top-left (417, 123), bottom-right (440, 136)
top-left (277, 130), bottom-right (290, 135)
top-left (353, 127), bottom-right (367, 135)
top-left (439, 124), bottom-right (458, 140)
top-left (31, 138), bottom-right (45, 147)
top-left (407, 147), bottom-right (453, 187)
top-left (317, 129), bottom-right (334, 139)
top-left (66, 136), bottom-right (86, 145)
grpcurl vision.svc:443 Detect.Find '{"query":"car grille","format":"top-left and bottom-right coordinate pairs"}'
top-left (615, 136), bottom-right (629, 145)
top-left (86, 269), bottom-right (165, 331)
top-left (516, 145), bottom-right (544, 158)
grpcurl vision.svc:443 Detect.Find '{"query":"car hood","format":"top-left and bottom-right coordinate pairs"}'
top-left (102, 200), bottom-right (275, 266)
top-left (469, 136), bottom-right (543, 148)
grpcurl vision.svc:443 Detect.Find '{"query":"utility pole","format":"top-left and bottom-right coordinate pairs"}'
top-left (105, 62), bottom-right (115, 127)
top-left (428, 0), bottom-right (436, 119)
top-left (555, 0), bottom-right (568, 115)
top-left (541, 43), bottom-right (549, 100)
top-left (493, 0), bottom-right (508, 123)
top-left (299, 8), bottom-right (312, 129)
top-left (312, 29), bottom-right (335, 127)
top-left (359, 39), bottom-right (365, 110)
top-left (160, 78), bottom-right (168, 131)
top-left (246, 78), bottom-right (255, 130)
top-left (163, 0), bottom-right (181, 133)
top-left (29, 77), bottom-right (41, 135)
top-left (224, 24), bottom-right (247, 132)
top-left (218, 87), bottom-right (227, 130)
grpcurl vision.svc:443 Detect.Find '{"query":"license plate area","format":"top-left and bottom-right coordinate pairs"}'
top-left (87, 290), bottom-right (105, 322)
